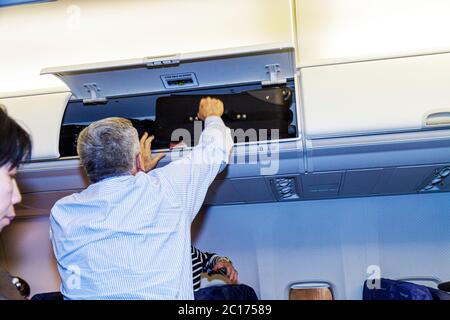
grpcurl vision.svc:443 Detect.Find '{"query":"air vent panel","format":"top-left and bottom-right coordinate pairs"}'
top-left (160, 72), bottom-right (198, 89)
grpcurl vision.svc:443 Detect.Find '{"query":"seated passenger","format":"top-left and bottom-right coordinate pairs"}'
top-left (0, 106), bottom-right (32, 300)
top-left (191, 246), bottom-right (258, 300)
top-left (50, 97), bottom-right (233, 300)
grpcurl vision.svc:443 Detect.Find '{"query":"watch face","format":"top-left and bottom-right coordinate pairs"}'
top-left (219, 257), bottom-right (232, 264)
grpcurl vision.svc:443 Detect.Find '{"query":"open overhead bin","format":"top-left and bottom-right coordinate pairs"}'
top-left (5, 43), bottom-right (305, 207)
top-left (40, 43), bottom-right (304, 181)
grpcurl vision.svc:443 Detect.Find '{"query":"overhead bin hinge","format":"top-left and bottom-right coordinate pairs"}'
top-left (261, 64), bottom-right (287, 86)
top-left (82, 83), bottom-right (108, 105)
top-left (144, 55), bottom-right (180, 68)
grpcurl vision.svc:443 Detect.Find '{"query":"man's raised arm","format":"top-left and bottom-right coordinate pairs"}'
top-left (152, 97), bottom-right (233, 218)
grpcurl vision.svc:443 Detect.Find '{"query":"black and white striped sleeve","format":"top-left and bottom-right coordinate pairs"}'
top-left (191, 246), bottom-right (219, 291)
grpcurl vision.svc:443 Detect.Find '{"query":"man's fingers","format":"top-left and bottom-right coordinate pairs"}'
top-left (231, 270), bottom-right (238, 284)
top-left (145, 135), bottom-right (154, 150)
top-left (149, 153), bottom-right (166, 168)
top-left (217, 99), bottom-right (224, 110)
top-left (199, 97), bottom-right (210, 107)
top-left (213, 263), bottom-right (238, 283)
top-left (226, 266), bottom-right (234, 278)
top-left (153, 152), bottom-right (166, 162)
top-left (228, 269), bottom-right (237, 284)
top-left (140, 132), bottom-right (149, 147)
top-left (229, 267), bottom-right (238, 283)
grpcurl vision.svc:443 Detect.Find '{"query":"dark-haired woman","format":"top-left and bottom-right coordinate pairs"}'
top-left (0, 105), bottom-right (32, 299)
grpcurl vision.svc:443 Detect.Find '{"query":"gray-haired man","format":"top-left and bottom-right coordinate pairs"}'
top-left (50, 97), bottom-right (233, 300)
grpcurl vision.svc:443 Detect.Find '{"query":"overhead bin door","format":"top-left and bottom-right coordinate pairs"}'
top-left (0, 90), bottom-right (72, 160)
top-left (300, 53), bottom-right (450, 138)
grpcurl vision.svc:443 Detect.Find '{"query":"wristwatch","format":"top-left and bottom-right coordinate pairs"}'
top-left (217, 256), bottom-right (232, 265)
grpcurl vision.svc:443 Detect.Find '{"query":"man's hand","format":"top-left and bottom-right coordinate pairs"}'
top-left (212, 258), bottom-right (238, 284)
top-left (197, 97), bottom-right (224, 121)
top-left (139, 132), bottom-right (165, 172)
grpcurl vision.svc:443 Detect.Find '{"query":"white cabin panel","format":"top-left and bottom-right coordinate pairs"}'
top-left (293, 0), bottom-right (450, 67)
top-left (0, 0), bottom-right (292, 93)
top-left (300, 53), bottom-right (450, 138)
top-left (193, 192), bottom-right (450, 299)
top-left (0, 90), bottom-right (72, 160)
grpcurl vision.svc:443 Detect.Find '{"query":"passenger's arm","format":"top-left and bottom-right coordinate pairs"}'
top-left (192, 246), bottom-right (219, 273)
top-left (152, 98), bottom-right (233, 218)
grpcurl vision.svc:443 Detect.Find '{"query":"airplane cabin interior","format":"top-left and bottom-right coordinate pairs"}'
top-left (0, 0), bottom-right (449, 301)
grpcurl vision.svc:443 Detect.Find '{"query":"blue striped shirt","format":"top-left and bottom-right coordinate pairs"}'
top-left (50, 116), bottom-right (233, 300)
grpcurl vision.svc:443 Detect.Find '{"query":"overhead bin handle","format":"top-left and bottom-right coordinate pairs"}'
top-left (143, 54), bottom-right (180, 68)
top-left (423, 109), bottom-right (450, 127)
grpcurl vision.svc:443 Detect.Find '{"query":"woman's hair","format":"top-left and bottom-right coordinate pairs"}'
top-left (0, 105), bottom-right (32, 169)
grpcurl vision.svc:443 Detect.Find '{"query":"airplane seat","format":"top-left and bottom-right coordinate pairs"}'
top-left (195, 269), bottom-right (258, 300)
top-left (194, 284), bottom-right (258, 301)
top-left (29, 281), bottom-right (450, 300)
top-left (363, 278), bottom-right (450, 300)
top-left (427, 287), bottom-right (450, 301)
top-left (438, 281), bottom-right (450, 292)
top-left (31, 291), bottom-right (63, 300)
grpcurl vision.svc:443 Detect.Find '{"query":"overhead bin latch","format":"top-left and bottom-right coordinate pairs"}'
top-left (144, 55), bottom-right (180, 68)
top-left (82, 83), bottom-right (108, 105)
top-left (262, 64), bottom-right (287, 86)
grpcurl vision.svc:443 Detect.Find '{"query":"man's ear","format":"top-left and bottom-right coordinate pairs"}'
top-left (134, 153), bottom-right (143, 174)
